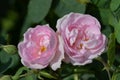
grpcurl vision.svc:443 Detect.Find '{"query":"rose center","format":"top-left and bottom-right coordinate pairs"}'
top-left (40, 46), bottom-right (47, 52)
top-left (38, 35), bottom-right (50, 55)
top-left (77, 43), bottom-right (83, 49)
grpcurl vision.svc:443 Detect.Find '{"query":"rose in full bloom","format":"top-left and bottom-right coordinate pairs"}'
top-left (56, 12), bottom-right (106, 65)
top-left (18, 25), bottom-right (64, 70)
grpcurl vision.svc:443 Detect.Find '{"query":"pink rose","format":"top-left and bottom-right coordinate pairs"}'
top-left (56, 12), bottom-right (106, 65)
top-left (18, 25), bottom-right (64, 70)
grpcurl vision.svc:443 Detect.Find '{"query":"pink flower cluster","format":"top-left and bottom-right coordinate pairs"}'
top-left (18, 12), bottom-right (107, 70)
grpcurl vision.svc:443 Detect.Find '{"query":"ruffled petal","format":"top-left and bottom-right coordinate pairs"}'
top-left (50, 35), bottom-right (64, 71)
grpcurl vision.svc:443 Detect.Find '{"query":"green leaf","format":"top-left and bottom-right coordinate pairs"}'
top-left (112, 73), bottom-right (120, 80)
top-left (91, 0), bottom-right (110, 8)
top-left (0, 50), bottom-right (11, 73)
top-left (102, 25), bottom-right (113, 37)
top-left (107, 33), bottom-right (115, 66)
top-left (2, 45), bottom-right (17, 54)
top-left (19, 74), bottom-right (37, 80)
top-left (110, 0), bottom-right (120, 12)
top-left (0, 50), bottom-right (10, 64)
top-left (0, 75), bottom-right (12, 80)
top-left (63, 74), bottom-right (74, 80)
top-left (99, 9), bottom-right (111, 25)
top-left (109, 12), bottom-right (118, 27)
top-left (0, 50), bottom-right (19, 73)
top-left (0, 60), bottom-right (12, 74)
top-left (39, 71), bottom-right (57, 79)
top-left (10, 54), bottom-right (20, 68)
top-left (114, 21), bottom-right (120, 43)
top-left (20, 0), bottom-right (52, 37)
top-left (15, 67), bottom-right (29, 76)
top-left (12, 67), bottom-right (29, 80)
top-left (109, 11), bottom-right (120, 43)
top-left (110, 0), bottom-right (120, 21)
top-left (25, 74), bottom-right (37, 80)
top-left (55, 0), bottom-right (86, 17)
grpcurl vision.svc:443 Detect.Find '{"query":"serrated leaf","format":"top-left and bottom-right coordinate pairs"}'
top-left (107, 33), bottom-right (115, 66)
top-left (55, 0), bottom-right (86, 17)
top-left (20, 0), bottom-right (52, 37)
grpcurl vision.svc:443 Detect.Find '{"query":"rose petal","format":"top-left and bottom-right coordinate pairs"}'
top-left (56, 12), bottom-right (107, 66)
top-left (50, 35), bottom-right (64, 71)
top-left (21, 59), bottom-right (47, 69)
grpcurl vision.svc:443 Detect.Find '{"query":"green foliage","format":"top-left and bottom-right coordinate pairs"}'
top-left (110, 0), bottom-right (120, 12)
top-left (0, 75), bottom-right (12, 80)
top-left (12, 67), bottom-right (30, 80)
top-left (55, 0), bottom-right (86, 17)
top-left (2, 45), bottom-right (17, 54)
top-left (112, 73), bottom-right (120, 80)
top-left (99, 9), bottom-right (111, 25)
top-left (114, 21), bottom-right (120, 44)
top-left (107, 33), bottom-right (115, 66)
top-left (20, 0), bottom-right (52, 37)
top-left (19, 74), bottom-right (37, 80)
top-left (109, 13), bottom-right (120, 43)
top-left (0, 50), bottom-right (19, 73)
top-left (0, 50), bottom-right (12, 73)
top-left (112, 66), bottom-right (120, 80)
top-left (39, 71), bottom-right (57, 79)
top-left (1, 11), bottom-right (18, 31)
top-left (109, 0), bottom-right (120, 43)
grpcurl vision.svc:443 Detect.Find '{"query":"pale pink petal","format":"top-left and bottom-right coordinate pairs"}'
top-left (56, 12), bottom-right (107, 66)
top-left (21, 59), bottom-right (47, 69)
top-left (18, 24), bottom-right (59, 70)
top-left (50, 35), bottom-right (64, 71)
top-left (72, 59), bottom-right (92, 66)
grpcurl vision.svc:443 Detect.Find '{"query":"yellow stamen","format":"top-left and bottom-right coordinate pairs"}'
top-left (77, 43), bottom-right (83, 49)
top-left (40, 46), bottom-right (46, 52)
top-left (80, 44), bottom-right (83, 49)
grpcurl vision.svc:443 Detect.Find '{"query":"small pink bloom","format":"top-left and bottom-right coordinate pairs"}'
top-left (56, 12), bottom-right (107, 65)
top-left (18, 25), bottom-right (64, 70)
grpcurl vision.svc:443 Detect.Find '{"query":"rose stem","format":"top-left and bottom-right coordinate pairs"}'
top-left (74, 69), bottom-right (79, 80)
